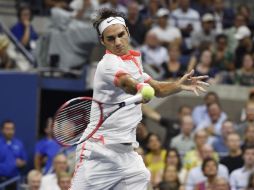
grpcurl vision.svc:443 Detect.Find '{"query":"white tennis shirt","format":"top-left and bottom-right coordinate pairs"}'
top-left (83, 50), bottom-right (151, 145)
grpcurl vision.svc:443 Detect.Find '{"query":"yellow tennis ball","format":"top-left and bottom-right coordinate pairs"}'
top-left (141, 85), bottom-right (155, 100)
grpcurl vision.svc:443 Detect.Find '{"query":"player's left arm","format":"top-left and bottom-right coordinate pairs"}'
top-left (148, 70), bottom-right (209, 97)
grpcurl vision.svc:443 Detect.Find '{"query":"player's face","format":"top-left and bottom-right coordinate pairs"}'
top-left (101, 24), bottom-right (130, 56)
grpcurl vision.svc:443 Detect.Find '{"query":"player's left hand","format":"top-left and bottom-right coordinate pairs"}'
top-left (178, 70), bottom-right (210, 96)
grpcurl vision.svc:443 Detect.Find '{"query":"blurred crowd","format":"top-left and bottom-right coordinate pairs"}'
top-left (1, 0), bottom-right (254, 190)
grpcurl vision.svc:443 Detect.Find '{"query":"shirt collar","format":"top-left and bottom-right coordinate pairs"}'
top-left (106, 49), bottom-right (141, 61)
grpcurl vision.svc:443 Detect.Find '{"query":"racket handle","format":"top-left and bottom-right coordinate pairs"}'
top-left (123, 94), bottom-right (143, 106)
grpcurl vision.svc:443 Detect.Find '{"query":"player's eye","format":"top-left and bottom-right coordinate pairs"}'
top-left (118, 32), bottom-right (125, 38)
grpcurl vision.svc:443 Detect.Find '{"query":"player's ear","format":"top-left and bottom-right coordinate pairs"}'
top-left (100, 36), bottom-right (105, 46)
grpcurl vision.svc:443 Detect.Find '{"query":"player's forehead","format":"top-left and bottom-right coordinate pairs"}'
top-left (103, 24), bottom-right (127, 38)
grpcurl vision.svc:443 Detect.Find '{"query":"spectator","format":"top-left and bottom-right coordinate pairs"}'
top-left (40, 153), bottom-right (69, 190)
top-left (192, 91), bottom-right (220, 126)
top-left (99, 0), bottom-right (127, 15)
top-left (57, 172), bottom-right (71, 190)
top-left (11, 4), bottom-right (38, 51)
top-left (0, 35), bottom-right (16, 69)
top-left (230, 145), bottom-right (254, 190)
top-left (194, 49), bottom-right (220, 84)
top-left (185, 144), bottom-right (228, 190)
top-left (242, 125), bottom-right (254, 151)
top-left (214, 177), bottom-right (231, 190)
top-left (149, 8), bottom-right (182, 46)
top-left (234, 26), bottom-right (254, 69)
top-left (194, 158), bottom-right (219, 190)
top-left (158, 165), bottom-right (181, 190)
top-left (196, 102), bottom-right (227, 136)
top-left (220, 133), bottom-right (244, 174)
top-left (212, 34), bottom-right (234, 72)
top-left (161, 44), bottom-right (188, 79)
top-left (246, 172), bottom-right (254, 190)
top-left (0, 120), bottom-right (27, 174)
top-left (234, 53), bottom-right (254, 86)
top-left (145, 133), bottom-right (167, 187)
top-left (165, 148), bottom-right (186, 183)
top-left (125, 1), bottom-right (147, 45)
top-left (237, 101), bottom-right (254, 140)
top-left (211, 0), bottom-right (234, 32)
top-left (237, 4), bottom-right (254, 31)
top-left (142, 104), bottom-right (192, 147)
top-left (139, 0), bottom-right (161, 29)
top-left (183, 130), bottom-right (210, 171)
top-left (171, 115), bottom-right (195, 156)
top-left (225, 13), bottom-right (247, 53)
top-left (34, 118), bottom-right (61, 174)
top-left (140, 30), bottom-right (169, 79)
top-left (212, 120), bottom-right (235, 157)
top-left (191, 13), bottom-right (217, 49)
top-left (26, 170), bottom-right (42, 190)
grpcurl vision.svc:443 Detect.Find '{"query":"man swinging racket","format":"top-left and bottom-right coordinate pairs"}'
top-left (70, 8), bottom-right (209, 190)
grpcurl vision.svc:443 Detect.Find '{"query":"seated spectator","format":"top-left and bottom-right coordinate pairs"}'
top-left (99, 0), bottom-right (127, 15)
top-left (194, 49), bottom-right (220, 84)
top-left (225, 13), bottom-right (247, 54)
top-left (234, 53), bottom-right (254, 86)
top-left (26, 170), bottom-right (42, 190)
top-left (230, 145), bottom-right (254, 190)
top-left (237, 4), bottom-right (254, 31)
top-left (145, 133), bottom-right (167, 187)
top-left (212, 120), bottom-right (235, 157)
top-left (237, 101), bottom-right (254, 140)
top-left (234, 26), bottom-right (254, 69)
top-left (183, 130), bottom-right (212, 171)
top-left (0, 120), bottom-right (27, 189)
top-left (142, 104), bottom-right (192, 147)
top-left (212, 34), bottom-right (234, 72)
top-left (192, 91), bottom-right (220, 126)
top-left (57, 172), bottom-right (71, 190)
top-left (214, 177), bottom-right (231, 190)
top-left (161, 44), bottom-right (187, 79)
top-left (34, 118), bottom-right (61, 174)
top-left (194, 158), bottom-right (219, 190)
top-left (158, 165), bottom-right (181, 190)
top-left (11, 4), bottom-right (38, 51)
top-left (125, 1), bottom-right (147, 46)
top-left (139, 30), bottom-right (169, 79)
top-left (211, 0), bottom-right (234, 31)
top-left (196, 102), bottom-right (227, 136)
top-left (246, 172), bottom-right (254, 190)
top-left (40, 153), bottom-right (69, 190)
top-left (220, 133), bottom-right (244, 174)
top-left (185, 144), bottom-right (228, 190)
top-left (191, 13), bottom-right (217, 49)
top-left (242, 125), bottom-right (254, 151)
top-left (149, 8), bottom-right (182, 47)
top-left (171, 115), bottom-right (195, 156)
top-left (165, 148), bottom-right (186, 183)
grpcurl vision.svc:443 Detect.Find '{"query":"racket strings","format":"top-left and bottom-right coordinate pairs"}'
top-left (53, 99), bottom-right (101, 145)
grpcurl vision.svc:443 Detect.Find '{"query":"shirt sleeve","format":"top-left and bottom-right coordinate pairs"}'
top-left (229, 171), bottom-right (238, 190)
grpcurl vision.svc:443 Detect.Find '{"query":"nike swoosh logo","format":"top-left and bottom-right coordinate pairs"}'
top-left (107, 19), bottom-right (114, 23)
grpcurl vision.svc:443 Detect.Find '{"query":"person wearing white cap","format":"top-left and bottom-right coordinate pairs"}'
top-left (234, 25), bottom-right (254, 69)
top-left (70, 8), bottom-right (209, 190)
top-left (190, 13), bottom-right (217, 49)
top-left (149, 8), bottom-right (182, 46)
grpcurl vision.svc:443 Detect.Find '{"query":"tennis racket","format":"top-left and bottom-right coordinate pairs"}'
top-left (53, 94), bottom-right (143, 147)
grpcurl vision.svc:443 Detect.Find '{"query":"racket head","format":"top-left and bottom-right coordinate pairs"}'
top-left (53, 96), bottom-right (103, 147)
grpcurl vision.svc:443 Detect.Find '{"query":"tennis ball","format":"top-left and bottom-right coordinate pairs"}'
top-left (141, 85), bottom-right (155, 100)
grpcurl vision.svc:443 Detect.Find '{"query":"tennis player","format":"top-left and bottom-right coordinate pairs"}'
top-left (70, 8), bottom-right (209, 190)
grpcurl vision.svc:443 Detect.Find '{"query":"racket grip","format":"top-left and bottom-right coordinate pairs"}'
top-left (124, 94), bottom-right (143, 106)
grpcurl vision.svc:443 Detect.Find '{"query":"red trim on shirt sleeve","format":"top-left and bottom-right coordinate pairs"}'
top-left (114, 70), bottom-right (129, 86)
top-left (144, 76), bottom-right (152, 83)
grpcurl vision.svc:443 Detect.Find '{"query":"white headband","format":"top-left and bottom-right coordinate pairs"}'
top-left (98, 17), bottom-right (126, 35)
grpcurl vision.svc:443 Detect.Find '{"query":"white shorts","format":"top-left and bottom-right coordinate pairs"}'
top-left (70, 139), bottom-right (150, 190)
